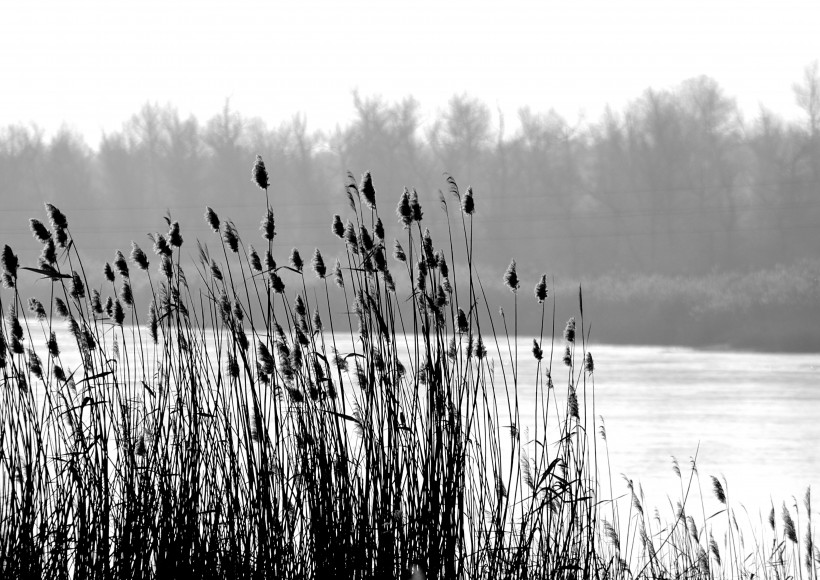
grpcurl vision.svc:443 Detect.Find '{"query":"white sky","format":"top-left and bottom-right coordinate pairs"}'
top-left (1, 0), bottom-right (819, 144)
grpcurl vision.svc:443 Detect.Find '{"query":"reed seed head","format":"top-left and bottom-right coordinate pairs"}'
top-left (410, 189), bottom-right (423, 222)
top-left (344, 221), bottom-right (358, 253)
top-left (153, 233), bottom-right (172, 257)
top-left (45, 203), bottom-right (68, 231)
top-left (535, 274), bottom-right (548, 303)
top-left (54, 297), bottom-right (69, 319)
top-left (120, 281), bottom-right (133, 307)
top-left (2, 245), bottom-right (18, 280)
top-left (332, 214), bottom-right (345, 239)
top-left (205, 206), bottom-right (220, 232)
top-left (28, 298), bottom-right (46, 321)
top-left (223, 221), bottom-right (239, 253)
top-left (360, 171), bottom-right (376, 210)
top-left (504, 259), bottom-right (520, 292)
top-left (564, 317), bottom-right (576, 343)
top-left (462, 186), bottom-right (475, 215)
top-left (248, 246), bottom-right (262, 272)
top-left (130, 242), bottom-right (149, 270)
top-left (168, 221), bottom-right (183, 248)
top-left (393, 240), bottom-right (406, 262)
top-left (41, 238), bottom-right (57, 264)
top-left (333, 259), bottom-right (344, 288)
top-left (311, 248), bottom-right (326, 278)
top-left (374, 217), bottom-right (385, 240)
top-left (114, 250), bottom-right (129, 278)
top-left (397, 188), bottom-right (413, 227)
top-left (30, 219), bottom-right (51, 243)
top-left (252, 154), bottom-right (269, 190)
top-left (289, 248), bottom-right (303, 272)
top-left (585, 352), bottom-right (594, 373)
top-left (70, 271), bottom-right (85, 299)
top-left (532, 339), bottom-right (543, 361)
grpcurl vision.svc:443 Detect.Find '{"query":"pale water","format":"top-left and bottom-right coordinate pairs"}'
top-left (23, 324), bottom-right (820, 517)
top-left (524, 344), bottom-right (820, 515)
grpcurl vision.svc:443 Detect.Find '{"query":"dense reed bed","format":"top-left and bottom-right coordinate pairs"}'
top-left (0, 159), bottom-right (815, 579)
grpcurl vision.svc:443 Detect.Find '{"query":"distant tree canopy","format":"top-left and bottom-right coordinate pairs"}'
top-left (2, 66), bottom-right (819, 279)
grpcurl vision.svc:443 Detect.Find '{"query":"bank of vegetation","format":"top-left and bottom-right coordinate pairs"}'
top-left (0, 161), bottom-right (815, 578)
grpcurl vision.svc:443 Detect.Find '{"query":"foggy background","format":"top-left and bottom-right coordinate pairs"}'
top-left (2, 71), bottom-right (819, 349)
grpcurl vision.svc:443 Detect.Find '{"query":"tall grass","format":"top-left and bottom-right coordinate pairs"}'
top-left (0, 160), bottom-right (815, 579)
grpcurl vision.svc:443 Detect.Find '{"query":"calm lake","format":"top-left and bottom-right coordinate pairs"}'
top-left (538, 344), bottom-right (820, 514)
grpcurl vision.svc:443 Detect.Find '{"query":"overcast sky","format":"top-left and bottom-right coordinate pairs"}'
top-left (1, 0), bottom-right (819, 143)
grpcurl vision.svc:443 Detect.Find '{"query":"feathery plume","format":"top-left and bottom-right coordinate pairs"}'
top-left (360, 171), bottom-right (376, 209)
top-left (503, 259), bottom-right (520, 292)
top-left (311, 248), bottom-right (326, 278)
top-left (30, 219), bottom-right (51, 243)
top-left (462, 186), bottom-right (475, 215)
top-left (397, 188), bottom-right (413, 227)
top-left (130, 242), bottom-right (149, 270)
top-left (205, 206), bottom-right (220, 232)
top-left (534, 274), bottom-right (548, 303)
top-left (252, 154), bottom-right (269, 189)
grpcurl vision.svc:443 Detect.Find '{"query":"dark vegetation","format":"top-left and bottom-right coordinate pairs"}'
top-left (0, 159), bottom-right (816, 578)
top-left (2, 68), bottom-right (820, 348)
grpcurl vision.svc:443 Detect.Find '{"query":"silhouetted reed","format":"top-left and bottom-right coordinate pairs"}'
top-left (0, 158), bottom-right (812, 580)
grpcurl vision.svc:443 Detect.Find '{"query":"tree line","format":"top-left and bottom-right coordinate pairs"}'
top-left (1, 65), bottom-right (819, 280)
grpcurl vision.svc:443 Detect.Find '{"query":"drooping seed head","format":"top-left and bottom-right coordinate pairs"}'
top-left (45, 203), bottom-right (68, 230)
top-left (585, 352), bottom-right (594, 373)
top-left (374, 217), bottom-right (385, 241)
top-left (114, 250), bottom-right (129, 278)
top-left (30, 219), bottom-right (51, 243)
top-left (205, 206), bottom-right (220, 232)
top-left (360, 171), bottom-right (376, 210)
top-left (248, 246), bottom-right (262, 272)
top-left (130, 242), bottom-right (149, 271)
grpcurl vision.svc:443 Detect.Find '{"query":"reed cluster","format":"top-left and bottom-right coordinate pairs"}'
top-left (0, 159), bottom-right (814, 579)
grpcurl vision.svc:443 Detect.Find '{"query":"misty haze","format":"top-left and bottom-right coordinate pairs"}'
top-left (1, 1), bottom-right (819, 578)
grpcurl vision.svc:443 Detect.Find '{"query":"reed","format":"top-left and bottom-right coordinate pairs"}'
top-left (0, 160), bottom-right (813, 579)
